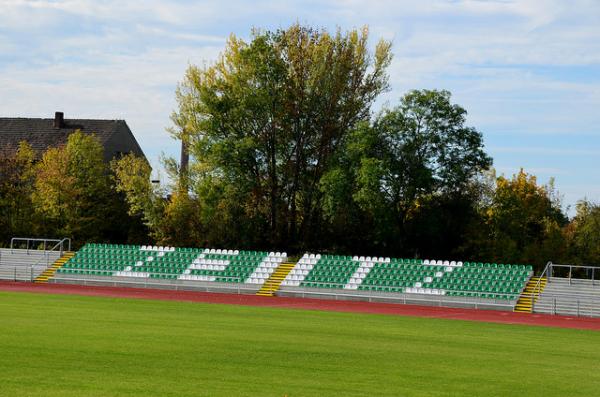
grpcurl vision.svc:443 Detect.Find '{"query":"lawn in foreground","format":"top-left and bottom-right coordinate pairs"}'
top-left (0, 291), bottom-right (599, 397)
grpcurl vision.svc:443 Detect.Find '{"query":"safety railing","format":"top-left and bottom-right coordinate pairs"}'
top-left (49, 274), bottom-right (245, 294)
top-left (41, 274), bottom-right (519, 309)
top-left (10, 237), bottom-right (71, 254)
top-left (547, 263), bottom-right (598, 286)
top-left (0, 244), bottom-right (63, 281)
top-left (25, 238), bottom-right (72, 276)
top-left (277, 280), bottom-right (520, 310)
top-left (0, 264), bottom-right (49, 282)
top-left (522, 261), bottom-right (552, 313)
top-left (530, 292), bottom-right (600, 318)
top-left (525, 262), bottom-right (600, 317)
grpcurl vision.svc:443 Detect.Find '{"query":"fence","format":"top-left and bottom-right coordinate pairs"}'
top-left (528, 262), bottom-right (600, 317)
top-left (0, 264), bottom-right (48, 282)
top-left (10, 237), bottom-right (71, 254)
top-left (546, 263), bottom-right (598, 285)
top-left (41, 273), bottom-right (517, 310)
top-left (49, 274), bottom-right (246, 294)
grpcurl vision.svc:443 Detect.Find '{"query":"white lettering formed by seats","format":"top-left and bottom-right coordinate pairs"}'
top-left (178, 249), bottom-right (231, 282)
top-left (405, 259), bottom-right (463, 295)
top-left (281, 253), bottom-right (319, 287)
top-left (245, 252), bottom-right (287, 284)
top-left (115, 246), bottom-right (177, 277)
top-left (344, 258), bottom-right (389, 290)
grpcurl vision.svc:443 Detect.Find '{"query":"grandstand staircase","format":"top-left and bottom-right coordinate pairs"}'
top-left (35, 252), bottom-right (74, 283)
top-left (514, 277), bottom-right (547, 313)
top-left (256, 262), bottom-right (295, 297)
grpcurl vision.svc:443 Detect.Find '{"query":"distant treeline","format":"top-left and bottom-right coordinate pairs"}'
top-left (1, 24), bottom-right (598, 271)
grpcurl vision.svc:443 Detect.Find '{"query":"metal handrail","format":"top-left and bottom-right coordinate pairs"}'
top-left (545, 263), bottom-right (598, 286)
top-left (526, 261), bottom-right (551, 312)
top-left (48, 274), bottom-right (245, 294)
top-left (10, 237), bottom-right (71, 254)
top-left (0, 264), bottom-right (48, 282)
top-left (42, 275), bottom-right (515, 309)
top-left (281, 284), bottom-right (516, 310)
top-left (49, 238), bottom-right (72, 256)
top-left (526, 262), bottom-right (600, 315)
top-left (529, 289), bottom-right (600, 299)
top-left (27, 238), bottom-right (72, 276)
top-left (533, 293), bottom-right (600, 317)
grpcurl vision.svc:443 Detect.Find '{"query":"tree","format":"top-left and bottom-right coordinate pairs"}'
top-left (320, 89), bottom-right (492, 256)
top-left (170, 24), bottom-right (392, 249)
top-left (565, 200), bottom-right (600, 265)
top-left (0, 142), bottom-right (37, 242)
top-left (32, 131), bottom-right (127, 244)
top-left (111, 153), bottom-right (165, 241)
top-left (112, 153), bottom-right (203, 246)
top-left (464, 169), bottom-right (568, 269)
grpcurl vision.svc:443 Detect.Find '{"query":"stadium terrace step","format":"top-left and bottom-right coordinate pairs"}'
top-left (533, 277), bottom-right (600, 317)
top-left (0, 248), bottom-right (62, 281)
top-left (256, 262), bottom-right (296, 297)
top-left (514, 277), bottom-right (547, 313)
top-left (35, 252), bottom-right (75, 283)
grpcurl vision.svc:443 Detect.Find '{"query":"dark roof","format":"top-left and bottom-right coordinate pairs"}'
top-left (0, 115), bottom-right (146, 161)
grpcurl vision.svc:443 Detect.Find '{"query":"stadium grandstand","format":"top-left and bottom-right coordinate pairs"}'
top-left (1, 237), bottom-right (598, 317)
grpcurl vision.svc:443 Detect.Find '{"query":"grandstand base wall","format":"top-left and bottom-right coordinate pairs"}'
top-left (3, 280), bottom-right (600, 331)
top-left (47, 274), bottom-right (516, 311)
top-left (49, 274), bottom-right (260, 295)
top-left (277, 287), bottom-right (515, 311)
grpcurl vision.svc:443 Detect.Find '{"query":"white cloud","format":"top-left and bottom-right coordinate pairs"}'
top-left (0, 0), bottom-right (599, 206)
top-left (490, 147), bottom-right (600, 156)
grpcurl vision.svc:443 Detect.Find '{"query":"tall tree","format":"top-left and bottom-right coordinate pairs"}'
top-left (32, 131), bottom-right (124, 244)
top-left (463, 169), bottom-right (568, 269)
top-left (170, 24), bottom-right (392, 249)
top-left (321, 89), bottom-right (492, 255)
top-left (112, 153), bottom-right (202, 246)
top-left (0, 142), bottom-right (37, 242)
top-left (565, 200), bottom-right (600, 265)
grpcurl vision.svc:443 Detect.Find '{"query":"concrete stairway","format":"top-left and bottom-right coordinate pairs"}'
top-left (534, 277), bottom-right (600, 317)
top-left (514, 277), bottom-right (546, 313)
top-left (0, 248), bottom-right (62, 281)
top-left (256, 262), bottom-right (295, 297)
top-left (35, 252), bottom-right (74, 283)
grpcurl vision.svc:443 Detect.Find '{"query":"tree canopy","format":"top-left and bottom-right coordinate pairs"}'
top-left (169, 24), bottom-right (392, 249)
top-left (320, 89), bottom-right (492, 255)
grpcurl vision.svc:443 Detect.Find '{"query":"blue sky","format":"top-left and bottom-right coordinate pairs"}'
top-left (1, 0), bottom-right (599, 214)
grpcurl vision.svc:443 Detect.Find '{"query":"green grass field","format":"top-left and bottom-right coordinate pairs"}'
top-left (0, 291), bottom-right (599, 396)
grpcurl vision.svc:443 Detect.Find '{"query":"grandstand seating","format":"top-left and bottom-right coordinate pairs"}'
top-left (56, 243), bottom-right (287, 285)
top-left (281, 254), bottom-right (532, 300)
top-left (47, 243), bottom-right (534, 308)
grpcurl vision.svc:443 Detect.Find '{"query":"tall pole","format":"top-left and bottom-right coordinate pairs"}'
top-left (179, 129), bottom-right (189, 194)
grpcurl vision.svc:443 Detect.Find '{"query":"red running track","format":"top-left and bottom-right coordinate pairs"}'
top-left (1, 280), bottom-right (599, 331)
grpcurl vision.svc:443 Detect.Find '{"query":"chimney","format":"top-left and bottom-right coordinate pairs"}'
top-left (53, 111), bottom-right (64, 128)
top-left (179, 136), bottom-right (190, 193)
top-left (180, 138), bottom-right (189, 174)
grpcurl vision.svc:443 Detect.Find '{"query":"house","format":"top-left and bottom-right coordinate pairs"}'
top-left (0, 112), bottom-right (146, 162)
